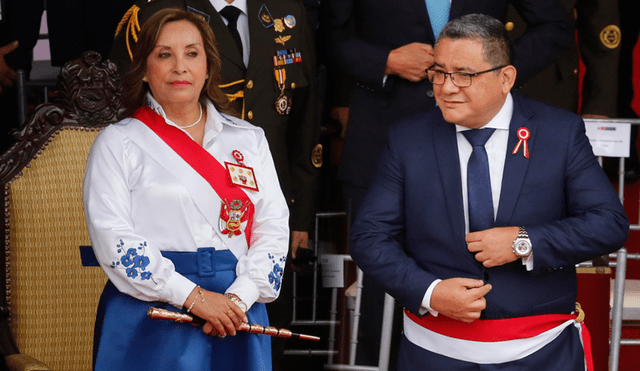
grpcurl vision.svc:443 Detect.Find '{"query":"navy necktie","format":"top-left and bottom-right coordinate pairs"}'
top-left (463, 129), bottom-right (496, 232)
top-left (220, 6), bottom-right (243, 59)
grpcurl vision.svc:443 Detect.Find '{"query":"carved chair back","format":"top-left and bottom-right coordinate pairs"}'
top-left (0, 51), bottom-right (123, 370)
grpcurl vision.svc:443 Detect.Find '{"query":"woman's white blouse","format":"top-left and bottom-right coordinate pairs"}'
top-left (83, 96), bottom-right (289, 309)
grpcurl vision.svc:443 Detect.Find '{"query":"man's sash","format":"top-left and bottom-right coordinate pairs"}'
top-left (404, 310), bottom-right (593, 369)
top-left (131, 105), bottom-right (255, 248)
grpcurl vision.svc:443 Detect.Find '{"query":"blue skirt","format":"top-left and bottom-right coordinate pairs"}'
top-left (93, 249), bottom-right (271, 371)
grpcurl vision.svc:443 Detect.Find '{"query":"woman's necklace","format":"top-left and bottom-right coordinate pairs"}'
top-left (178, 103), bottom-right (203, 129)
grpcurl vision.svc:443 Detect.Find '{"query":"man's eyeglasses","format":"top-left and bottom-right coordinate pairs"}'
top-left (427, 65), bottom-right (507, 87)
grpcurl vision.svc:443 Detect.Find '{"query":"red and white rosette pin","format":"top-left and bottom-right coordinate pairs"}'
top-left (232, 150), bottom-right (245, 164)
top-left (512, 127), bottom-right (530, 158)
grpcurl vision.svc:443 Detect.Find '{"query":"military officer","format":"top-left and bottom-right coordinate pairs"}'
top-left (506, 0), bottom-right (621, 117)
top-left (109, 0), bottom-right (321, 368)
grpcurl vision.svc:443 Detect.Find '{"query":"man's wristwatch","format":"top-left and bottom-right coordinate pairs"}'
top-left (225, 293), bottom-right (248, 313)
top-left (512, 226), bottom-right (532, 258)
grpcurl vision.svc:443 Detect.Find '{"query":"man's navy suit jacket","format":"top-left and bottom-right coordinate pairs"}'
top-left (349, 93), bottom-right (629, 319)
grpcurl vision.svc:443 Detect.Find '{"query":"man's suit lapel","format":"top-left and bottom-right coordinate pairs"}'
top-left (496, 94), bottom-right (536, 226)
top-left (432, 120), bottom-right (476, 263)
top-left (186, 0), bottom-right (245, 70)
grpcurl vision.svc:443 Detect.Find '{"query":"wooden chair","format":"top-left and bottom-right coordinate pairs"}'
top-left (0, 51), bottom-right (124, 370)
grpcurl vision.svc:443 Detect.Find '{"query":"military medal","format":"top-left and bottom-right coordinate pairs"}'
top-left (284, 15), bottom-right (296, 29)
top-left (274, 68), bottom-right (292, 115)
top-left (258, 4), bottom-right (275, 28)
top-left (512, 127), bottom-right (531, 158)
top-left (273, 49), bottom-right (302, 66)
top-left (274, 18), bottom-right (285, 32)
top-left (188, 6), bottom-right (211, 23)
top-left (275, 35), bottom-right (291, 45)
top-left (219, 199), bottom-right (250, 238)
top-left (225, 150), bottom-right (259, 191)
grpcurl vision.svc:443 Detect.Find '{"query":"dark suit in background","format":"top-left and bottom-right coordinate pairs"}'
top-left (45, 0), bottom-right (135, 66)
top-left (506, 0), bottom-right (620, 116)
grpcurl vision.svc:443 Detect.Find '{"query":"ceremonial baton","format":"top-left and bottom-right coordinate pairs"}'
top-left (147, 307), bottom-right (320, 341)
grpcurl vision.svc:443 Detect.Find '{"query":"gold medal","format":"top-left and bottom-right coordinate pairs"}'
top-left (219, 199), bottom-right (250, 237)
top-left (275, 94), bottom-right (292, 115)
top-left (275, 35), bottom-right (291, 45)
top-left (274, 18), bottom-right (285, 32)
top-left (274, 68), bottom-right (292, 115)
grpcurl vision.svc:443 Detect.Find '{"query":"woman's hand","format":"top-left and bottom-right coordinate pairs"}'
top-left (184, 287), bottom-right (248, 337)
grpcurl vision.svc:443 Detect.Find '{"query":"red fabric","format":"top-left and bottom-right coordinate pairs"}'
top-left (405, 310), bottom-right (593, 370)
top-left (132, 106), bottom-right (255, 246)
top-left (581, 320), bottom-right (594, 371)
top-left (632, 31), bottom-right (640, 117)
top-left (405, 310), bottom-right (575, 342)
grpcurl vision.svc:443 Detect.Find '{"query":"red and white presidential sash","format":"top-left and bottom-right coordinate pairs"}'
top-left (404, 310), bottom-right (592, 370)
top-left (130, 105), bottom-right (256, 250)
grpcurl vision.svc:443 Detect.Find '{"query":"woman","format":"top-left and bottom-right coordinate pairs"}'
top-left (83, 8), bottom-right (289, 371)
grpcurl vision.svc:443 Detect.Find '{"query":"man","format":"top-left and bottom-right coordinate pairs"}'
top-left (349, 14), bottom-right (628, 370)
top-left (323, 0), bottom-right (574, 366)
top-left (324, 0), bottom-right (574, 215)
top-left (108, 0), bottom-right (321, 368)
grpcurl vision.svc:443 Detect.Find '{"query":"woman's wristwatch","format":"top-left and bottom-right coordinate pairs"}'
top-left (225, 293), bottom-right (248, 313)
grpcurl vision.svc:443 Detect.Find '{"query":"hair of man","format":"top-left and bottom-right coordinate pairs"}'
top-left (436, 13), bottom-right (515, 69)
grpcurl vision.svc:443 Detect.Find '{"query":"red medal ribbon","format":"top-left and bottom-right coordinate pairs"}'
top-left (512, 127), bottom-right (531, 158)
top-left (133, 106), bottom-right (255, 247)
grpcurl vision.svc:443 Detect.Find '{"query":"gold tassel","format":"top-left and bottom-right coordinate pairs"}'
top-left (220, 80), bottom-right (246, 119)
top-left (113, 5), bottom-right (142, 62)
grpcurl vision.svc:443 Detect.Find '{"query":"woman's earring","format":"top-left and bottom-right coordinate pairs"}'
top-left (143, 76), bottom-right (148, 82)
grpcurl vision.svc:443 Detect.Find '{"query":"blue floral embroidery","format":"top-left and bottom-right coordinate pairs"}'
top-left (268, 253), bottom-right (286, 292)
top-left (126, 267), bottom-right (138, 278)
top-left (111, 240), bottom-right (157, 284)
top-left (121, 248), bottom-right (137, 267)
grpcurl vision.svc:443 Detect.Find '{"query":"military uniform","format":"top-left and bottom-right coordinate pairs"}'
top-left (507, 0), bottom-right (621, 116)
top-left (109, 0), bottom-right (321, 235)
